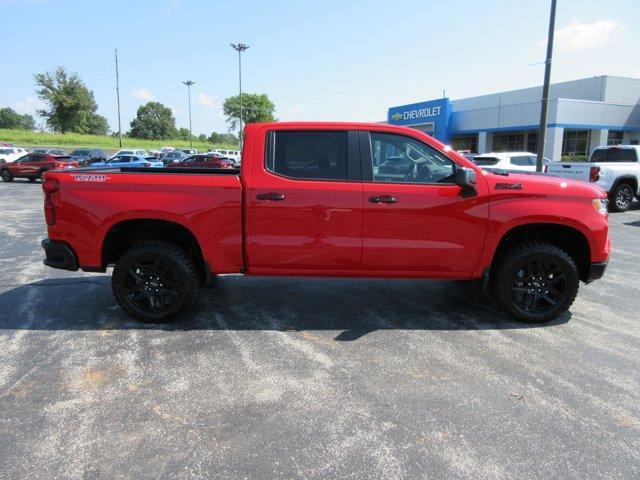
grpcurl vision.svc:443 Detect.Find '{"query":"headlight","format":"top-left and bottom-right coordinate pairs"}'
top-left (593, 198), bottom-right (608, 215)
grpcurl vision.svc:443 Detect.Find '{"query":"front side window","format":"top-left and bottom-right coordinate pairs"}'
top-left (370, 132), bottom-right (455, 184)
top-left (267, 131), bottom-right (348, 181)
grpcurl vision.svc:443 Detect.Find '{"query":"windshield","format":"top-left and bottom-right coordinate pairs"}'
top-left (71, 150), bottom-right (91, 156)
top-left (166, 152), bottom-right (181, 159)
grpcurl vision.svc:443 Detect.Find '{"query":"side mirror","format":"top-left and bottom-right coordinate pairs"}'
top-left (455, 166), bottom-right (477, 197)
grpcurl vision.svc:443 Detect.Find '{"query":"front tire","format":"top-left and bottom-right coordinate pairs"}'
top-left (491, 242), bottom-right (579, 323)
top-left (1, 169), bottom-right (13, 182)
top-left (610, 182), bottom-right (634, 212)
top-left (112, 241), bottom-right (199, 322)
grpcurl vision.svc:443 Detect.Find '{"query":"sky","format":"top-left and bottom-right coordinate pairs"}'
top-left (1, 0), bottom-right (639, 137)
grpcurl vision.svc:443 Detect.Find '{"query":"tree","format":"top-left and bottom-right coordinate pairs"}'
top-left (177, 127), bottom-right (190, 141)
top-left (223, 93), bottom-right (276, 131)
top-left (197, 133), bottom-right (207, 142)
top-left (128, 102), bottom-right (177, 139)
top-left (208, 132), bottom-right (238, 145)
top-left (0, 107), bottom-right (35, 130)
top-left (34, 66), bottom-right (107, 134)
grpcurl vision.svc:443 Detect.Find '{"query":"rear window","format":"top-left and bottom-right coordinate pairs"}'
top-left (55, 156), bottom-right (73, 161)
top-left (473, 156), bottom-right (500, 166)
top-left (591, 148), bottom-right (638, 162)
top-left (266, 131), bottom-right (348, 181)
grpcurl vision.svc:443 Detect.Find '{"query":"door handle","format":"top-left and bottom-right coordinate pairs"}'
top-left (369, 195), bottom-right (398, 203)
top-left (256, 192), bottom-right (286, 201)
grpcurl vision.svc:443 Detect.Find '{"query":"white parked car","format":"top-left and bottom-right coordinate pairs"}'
top-left (113, 149), bottom-right (148, 157)
top-left (0, 147), bottom-right (27, 164)
top-left (546, 145), bottom-right (640, 212)
top-left (209, 149), bottom-right (241, 163)
top-left (471, 152), bottom-right (542, 172)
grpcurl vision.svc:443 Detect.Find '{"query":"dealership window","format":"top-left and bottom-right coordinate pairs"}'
top-left (607, 131), bottom-right (624, 145)
top-left (370, 132), bottom-right (455, 184)
top-left (266, 131), bottom-right (348, 181)
top-left (451, 135), bottom-right (478, 153)
top-left (526, 132), bottom-right (538, 153)
top-left (562, 129), bottom-right (589, 156)
top-left (492, 133), bottom-right (525, 152)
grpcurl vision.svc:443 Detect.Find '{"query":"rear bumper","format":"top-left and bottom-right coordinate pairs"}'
top-left (585, 261), bottom-right (607, 283)
top-left (41, 239), bottom-right (79, 271)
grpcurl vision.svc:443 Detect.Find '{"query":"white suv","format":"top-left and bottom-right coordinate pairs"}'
top-left (471, 152), bottom-right (542, 172)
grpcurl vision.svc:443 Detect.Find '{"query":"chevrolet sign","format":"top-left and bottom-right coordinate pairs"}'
top-left (387, 98), bottom-right (452, 143)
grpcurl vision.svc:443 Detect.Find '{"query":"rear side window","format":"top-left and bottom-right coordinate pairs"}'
top-left (473, 156), bottom-right (500, 166)
top-left (591, 148), bottom-right (638, 162)
top-left (510, 155), bottom-right (536, 166)
top-left (266, 131), bottom-right (348, 181)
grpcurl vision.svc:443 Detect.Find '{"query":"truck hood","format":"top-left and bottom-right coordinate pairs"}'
top-left (482, 170), bottom-right (607, 199)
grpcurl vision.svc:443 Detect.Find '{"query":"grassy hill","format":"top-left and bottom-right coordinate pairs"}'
top-left (0, 129), bottom-right (237, 152)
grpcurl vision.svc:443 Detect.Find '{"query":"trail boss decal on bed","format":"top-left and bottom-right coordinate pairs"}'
top-left (72, 174), bottom-right (110, 182)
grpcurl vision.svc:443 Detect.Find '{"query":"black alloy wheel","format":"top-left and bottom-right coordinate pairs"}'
top-left (112, 241), bottom-right (198, 322)
top-left (491, 241), bottom-right (579, 323)
top-left (509, 259), bottom-right (566, 314)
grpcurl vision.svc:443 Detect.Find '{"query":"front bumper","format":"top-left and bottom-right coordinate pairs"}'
top-left (41, 239), bottom-right (79, 271)
top-left (585, 261), bottom-right (607, 283)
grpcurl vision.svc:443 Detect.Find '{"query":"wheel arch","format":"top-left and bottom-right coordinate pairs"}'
top-left (610, 175), bottom-right (638, 195)
top-left (490, 223), bottom-right (591, 282)
top-left (102, 218), bottom-right (211, 284)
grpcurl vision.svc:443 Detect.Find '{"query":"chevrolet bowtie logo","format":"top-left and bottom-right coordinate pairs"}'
top-left (391, 113), bottom-right (403, 121)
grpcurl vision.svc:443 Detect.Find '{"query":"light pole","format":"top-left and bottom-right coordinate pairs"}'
top-left (182, 80), bottom-right (195, 148)
top-left (536, 0), bottom-right (557, 172)
top-left (230, 43), bottom-right (249, 147)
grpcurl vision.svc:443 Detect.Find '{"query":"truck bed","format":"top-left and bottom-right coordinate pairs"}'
top-left (45, 168), bottom-right (245, 273)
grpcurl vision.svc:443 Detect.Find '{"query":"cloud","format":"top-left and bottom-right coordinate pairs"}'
top-left (545, 20), bottom-right (621, 52)
top-left (131, 88), bottom-right (155, 102)
top-left (171, 106), bottom-right (183, 116)
top-left (13, 97), bottom-right (43, 116)
top-left (196, 92), bottom-right (217, 109)
top-left (280, 106), bottom-right (302, 121)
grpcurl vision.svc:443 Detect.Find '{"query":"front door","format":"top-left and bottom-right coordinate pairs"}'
top-left (248, 128), bottom-right (363, 272)
top-left (360, 131), bottom-right (489, 274)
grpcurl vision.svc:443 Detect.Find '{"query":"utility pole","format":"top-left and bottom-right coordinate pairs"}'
top-left (182, 80), bottom-right (195, 148)
top-left (115, 49), bottom-right (122, 148)
top-left (536, 0), bottom-right (557, 172)
top-left (230, 43), bottom-right (249, 147)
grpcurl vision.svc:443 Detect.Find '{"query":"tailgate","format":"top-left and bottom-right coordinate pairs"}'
top-left (546, 162), bottom-right (592, 182)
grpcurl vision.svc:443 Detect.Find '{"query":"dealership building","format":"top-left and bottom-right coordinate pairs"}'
top-left (386, 76), bottom-right (640, 160)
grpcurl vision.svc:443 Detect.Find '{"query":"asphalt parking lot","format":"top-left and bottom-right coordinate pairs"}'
top-left (0, 179), bottom-right (638, 479)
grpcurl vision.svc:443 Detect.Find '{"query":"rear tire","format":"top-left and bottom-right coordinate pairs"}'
top-left (610, 182), bottom-right (634, 212)
top-left (491, 241), bottom-right (579, 323)
top-left (112, 241), bottom-right (199, 322)
top-left (1, 169), bottom-right (13, 182)
top-left (29, 177), bottom-right (37, 183)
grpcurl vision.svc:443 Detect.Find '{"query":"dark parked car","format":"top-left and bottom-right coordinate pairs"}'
top-left (69, 148), bottom-right (107, 166)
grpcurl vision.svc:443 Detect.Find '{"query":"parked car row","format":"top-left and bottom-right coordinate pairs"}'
top-left (0, 142), bottom-right (240, 183)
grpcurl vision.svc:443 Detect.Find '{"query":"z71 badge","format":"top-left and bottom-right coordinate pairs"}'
top-left (495, 182), bottom-right (523, 190)
top-left (72, 174), bottom-right (110, 182)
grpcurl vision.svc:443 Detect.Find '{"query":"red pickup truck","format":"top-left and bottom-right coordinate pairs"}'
top-left (1, 153), bottom-right (78, 182)
top-left (40, 122), bottom-right (610, 323)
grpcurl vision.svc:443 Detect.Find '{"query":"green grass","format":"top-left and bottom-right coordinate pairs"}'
top-left (0, 129), bottom-right (237, 152)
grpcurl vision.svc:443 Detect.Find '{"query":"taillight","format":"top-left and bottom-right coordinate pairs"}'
top-left (42, 178), bottom-right (60, 226)
top-left (589, 166), bottom-right (600, 182)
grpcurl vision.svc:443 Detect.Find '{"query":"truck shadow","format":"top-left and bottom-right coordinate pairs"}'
top-left (0, 276), bottom-right (569, 340)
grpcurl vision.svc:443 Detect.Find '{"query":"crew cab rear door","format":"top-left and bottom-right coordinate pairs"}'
top-left (360, 130), bottom-right (489, 274)
top-left (247, 127), bottom-right (363, 272)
